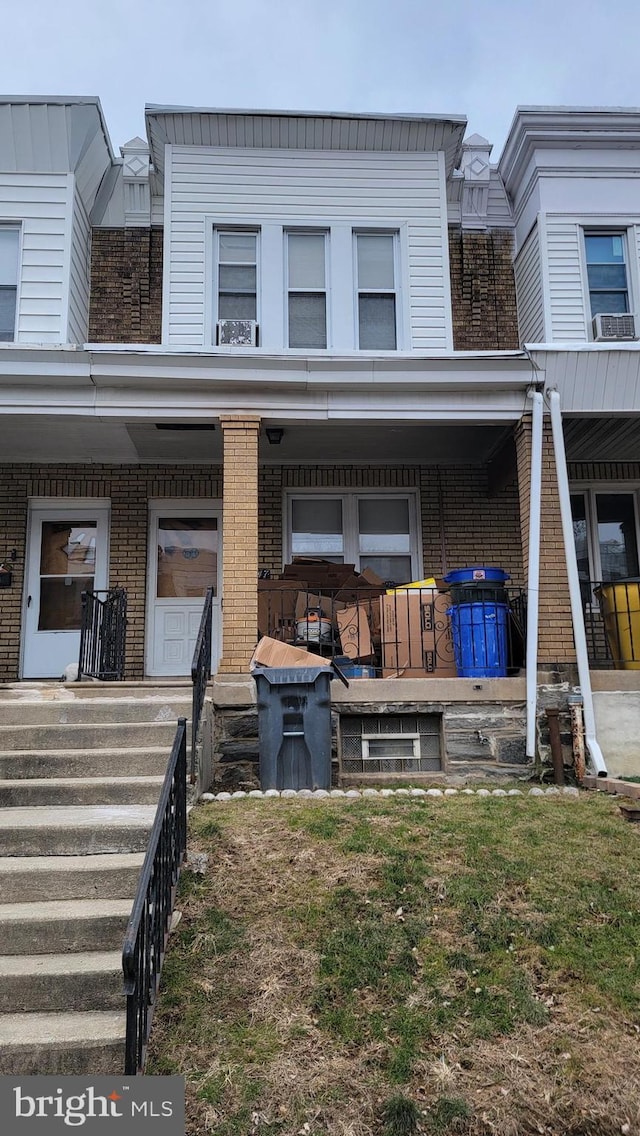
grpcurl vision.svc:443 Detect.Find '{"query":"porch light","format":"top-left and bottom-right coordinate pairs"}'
top-left (266, 428), bottom-right (284, 445)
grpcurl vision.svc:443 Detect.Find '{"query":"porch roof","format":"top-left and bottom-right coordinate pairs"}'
top-left (528, 343), bottom-right (640, 415)
top-left (0, 344), bottom-right (532, 424)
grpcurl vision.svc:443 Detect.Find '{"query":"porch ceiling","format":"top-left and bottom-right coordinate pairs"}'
top-left (0, 416), bottom-right (511, 466)
top-left (564, 416), bottom-right (640, 462)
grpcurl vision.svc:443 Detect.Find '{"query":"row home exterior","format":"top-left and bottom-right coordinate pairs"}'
top-left (0, 97), bottom-right (638, 780)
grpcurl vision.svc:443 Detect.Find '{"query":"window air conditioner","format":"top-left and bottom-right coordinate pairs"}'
top-left (217, 319), bottom-right (258, 346)
top-left (592, 313), bottom-right (637, 341)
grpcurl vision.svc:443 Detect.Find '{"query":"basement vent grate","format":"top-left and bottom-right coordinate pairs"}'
top-left (340, 713), bottom-right (442, 775)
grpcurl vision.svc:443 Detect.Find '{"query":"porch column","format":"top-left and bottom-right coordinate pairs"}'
top-left (218, 415), bottom-right (261, 674)
top-left (515, 414), bottom-right (576, 667)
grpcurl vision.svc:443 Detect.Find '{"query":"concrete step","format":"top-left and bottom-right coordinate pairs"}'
top-left (0, 1011), bottom-right (125, 1074)
top-left (0, 852), bottom-right (144, 903)
top-left (0, 681), bottom-right (191, 702)
top-left (0, 805), bottom-right (155, 856)
top-left (0, 722), bottom-right (178, 751)
top-left (0, 698), bottom-right (191, 726)
top-left (0, 899), bottom-right (132, 955)
top-left (0, 776), bottom-right (164, 807)
top-left (0, 951), bottom-right (123, 1013)
top-left (0, 748), bottom-right (171, 780)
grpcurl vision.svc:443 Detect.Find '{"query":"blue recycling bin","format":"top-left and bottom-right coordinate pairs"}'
top-left (448, 602), bottom-right (509, 678)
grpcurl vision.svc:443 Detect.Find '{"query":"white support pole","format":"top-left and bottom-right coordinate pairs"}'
top-left (548, 389), bottom-right (607, 776)
top-left (525, 390), bottom-right (544, 760)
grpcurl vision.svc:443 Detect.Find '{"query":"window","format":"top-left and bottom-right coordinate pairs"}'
top-left (216, 230), bottom-right (258, 322)
top-left (571, 490), bottom-right (640, 585)
top-left (0, 227), bottom-right (19, 342)
top-left (356, 233), bottom-right (397, 349)
top-left (287, 232), bottom-right (327, 348)
top-left (584, 233), bottom-right (630, 317)
top-left (288, 492), bottom-right (418, 584)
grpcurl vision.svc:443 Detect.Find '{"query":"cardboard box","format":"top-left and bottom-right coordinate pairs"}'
top-left (251, 636), bottom-right (332, 669)
top-left (380, 590), bottom-right (456, 678)
top-left (336, 605), bottom-right (373, 660)
top-left (258, 580), bottom-right (303, 637)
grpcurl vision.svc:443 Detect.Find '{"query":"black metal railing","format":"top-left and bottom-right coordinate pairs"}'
top-left (584, 579), bottom-right (640, 669)
top-left (191, 587), bottom-right (213, 781)
top-left (257, 585), bottom-right (527, 677)
top-left (122, 717), bottom-right (188, 1075)
top-left (78, 587), bottom-right (127, 681)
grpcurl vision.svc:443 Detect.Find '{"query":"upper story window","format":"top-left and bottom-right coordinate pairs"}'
top-left (215, 230), bottom-right (258, 344)
top-left (356, 232), bottom-right (397, 350)
top-left (0, 227), bottom-right (19, 342)
top-left (584, 233), bottom-right (630, 317)
top-left (287, 232), bottom-right (328, 349)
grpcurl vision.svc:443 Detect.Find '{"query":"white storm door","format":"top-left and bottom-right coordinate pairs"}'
top-left (147, 508), bottom-right (221, 677)
top-left (22, 506), bottom-right (109, 679)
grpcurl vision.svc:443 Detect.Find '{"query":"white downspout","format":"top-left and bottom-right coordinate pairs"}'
top-left (525, 390), bottom-right (544, 761)
top-left (548, 389), bottom-right (607, 776)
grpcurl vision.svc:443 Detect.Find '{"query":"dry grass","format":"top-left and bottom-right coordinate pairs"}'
top-left (148, 795), bottom-right (640, 1135)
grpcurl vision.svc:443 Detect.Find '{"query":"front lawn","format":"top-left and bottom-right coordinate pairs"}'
top-left (148, 793), bottom-right (640, 1135)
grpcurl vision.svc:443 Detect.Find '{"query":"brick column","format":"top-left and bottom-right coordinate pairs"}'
top-left (219, 416), bottom-right (261, 674)
top-left (515, 415), bottom-right (576, 665)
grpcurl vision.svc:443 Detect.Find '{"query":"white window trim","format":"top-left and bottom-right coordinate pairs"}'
top-left (570, 483), bottom-right (640, 586)
top-left (353, 229), bottom-right (401, 351)
top-left (0, 223), bottom-right (22, 344)
top-left (579, 224), bottom-right (637, 340)
top-left (212, 226), bottom-right (261, 345)
top-left (284, 229), bottom-right (330, 350)
top-left (283, 488), bottom-right (422, 578)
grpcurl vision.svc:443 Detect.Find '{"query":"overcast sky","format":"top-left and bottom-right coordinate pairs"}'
top-left (5, 0), bottom-right (640, 159)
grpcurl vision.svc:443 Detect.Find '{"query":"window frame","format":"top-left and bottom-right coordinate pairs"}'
top-left (213, 226), bottom-right (260, 342)
top-left (570, 484), bottom-right (640, 591)
top-left (0, 224), bottom-right (21, 344)
top-left (284, 229), bottom-right (330, 350)
top-left (582, 229), bottom-right (632, 324)
top-left (353, 230), bottom-right (400, 351)
top-left (283, 488), bottom-right (422, 580)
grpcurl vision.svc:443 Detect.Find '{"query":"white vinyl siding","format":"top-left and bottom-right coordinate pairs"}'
top-left (0, 172), bottom-right (71, 343)
top-left (544, 218), bottom-right (589, 342)
top-left (67, 191), bottom-right (91, 344)
top-left (514, 223), bottom-right (544, 344)
top-left (166, 146), bottom-right (450, 350)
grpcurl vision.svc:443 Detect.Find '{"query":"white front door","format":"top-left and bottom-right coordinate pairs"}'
top-left (147, 507), bottom-right (222, 677)
top-left (23, 505), bottom-right (110, 679)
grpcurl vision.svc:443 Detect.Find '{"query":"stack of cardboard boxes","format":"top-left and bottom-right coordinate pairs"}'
top-left (255, 558), bottom-right (456, 678)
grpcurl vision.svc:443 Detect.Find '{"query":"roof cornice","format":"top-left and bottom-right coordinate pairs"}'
top-left (499, 107), bottom-right (640, 197)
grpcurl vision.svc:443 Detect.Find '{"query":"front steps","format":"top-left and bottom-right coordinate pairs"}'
top-left (0, 682), bottom-right (191, 1075)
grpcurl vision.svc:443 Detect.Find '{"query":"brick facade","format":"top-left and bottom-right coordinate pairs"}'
top-left (515, 416), bottom-right (575, 666)
top-left (88, 229), bottom-right (163, 343)
top-left (0, 465), bottom-right (222, 682)
top-left (448, 229), bottom-right (519, 351)
top-left (259, 463), bottom-right (524, 583)
top-left (1, 458), bottom-right (523, 682)
top-left (219, 418), bottom-right (261, 674)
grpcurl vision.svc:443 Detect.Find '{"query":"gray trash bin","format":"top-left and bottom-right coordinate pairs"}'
top-left (255, 666), bottom-right (334, 791)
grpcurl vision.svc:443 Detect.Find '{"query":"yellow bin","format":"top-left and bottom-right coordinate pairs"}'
top-left (597, 581), bottom-right (640, 670)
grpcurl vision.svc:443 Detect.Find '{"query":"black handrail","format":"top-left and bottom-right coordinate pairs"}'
top-left (122, 717), bottom-right (187, 1075)
top-left (190, 587), bottom-right (213, 782)
top-left (78, 588), bottom-right (127, 680)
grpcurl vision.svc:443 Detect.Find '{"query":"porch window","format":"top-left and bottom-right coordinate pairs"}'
top-left (288, 492), bottom-right (419, 584)
top-left (570, 490), bottom-right (640, 585)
